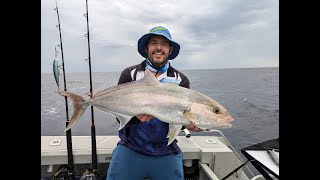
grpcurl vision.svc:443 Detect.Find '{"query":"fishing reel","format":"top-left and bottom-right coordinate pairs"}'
top-left (79, 168), bottom-right (98, 180)
top-left (51, 164), bottom-right (75, 180)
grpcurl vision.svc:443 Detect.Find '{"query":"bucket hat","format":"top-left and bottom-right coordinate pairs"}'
top-left (138, 26), bottom-right (180, 60)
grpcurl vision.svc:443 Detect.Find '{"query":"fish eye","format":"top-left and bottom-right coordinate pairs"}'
top-left (213, 107), bottom-right (220, 114)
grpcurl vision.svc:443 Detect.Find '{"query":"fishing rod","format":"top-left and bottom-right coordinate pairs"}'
top-left (54, 0), bottom-right (75, 179)
top-left (83, 0), bottom-right (98, 176)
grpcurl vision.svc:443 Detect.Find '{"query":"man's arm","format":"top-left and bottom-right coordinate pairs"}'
top-left (118, 68), bottom-right (133, 85)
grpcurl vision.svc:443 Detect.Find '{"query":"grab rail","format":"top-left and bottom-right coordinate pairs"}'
top-left (208, 130), bottom-right (255, 177)
top-left (198, 162), bottom-right (220, 180)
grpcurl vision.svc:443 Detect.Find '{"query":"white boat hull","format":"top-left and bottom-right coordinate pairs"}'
top-left (41, 133), bottom-right (253, 180)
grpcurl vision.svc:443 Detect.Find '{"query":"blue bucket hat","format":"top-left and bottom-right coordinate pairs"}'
top-left (138, 26), bottom-right (180, 60)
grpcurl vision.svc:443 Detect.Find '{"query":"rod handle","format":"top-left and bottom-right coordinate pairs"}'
top-left (183, 129), bottom-right (191, 138)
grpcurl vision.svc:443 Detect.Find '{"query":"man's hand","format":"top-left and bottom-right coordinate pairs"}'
top-left (136, 114), bottom-right (153, 122)
top-left (136, 115), bottom-right (208, 132)
top-left (184, 123), bottom-right (204, 132)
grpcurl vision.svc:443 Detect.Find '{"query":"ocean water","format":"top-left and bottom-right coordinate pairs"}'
top-left (41, 67), bottom-right (279, 175)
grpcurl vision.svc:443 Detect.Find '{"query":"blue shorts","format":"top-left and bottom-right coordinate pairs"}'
top-left (106, 144), bottom-right (184, 180)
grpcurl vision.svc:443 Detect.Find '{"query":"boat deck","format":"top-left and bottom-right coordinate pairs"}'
top-left (42, 135), bottom-right (231, 164)
top-left (41, 135), bottom-right (249, 180)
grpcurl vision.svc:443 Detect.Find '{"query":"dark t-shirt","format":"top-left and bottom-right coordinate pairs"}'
top-left (117, 60), bottom-right (190, 155)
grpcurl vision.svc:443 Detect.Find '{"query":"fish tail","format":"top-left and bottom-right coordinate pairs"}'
top-left (59, 91), bottom-right (89, 131)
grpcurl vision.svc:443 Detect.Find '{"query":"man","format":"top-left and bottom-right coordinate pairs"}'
top-left (106, 26), bottom-right (202, 180)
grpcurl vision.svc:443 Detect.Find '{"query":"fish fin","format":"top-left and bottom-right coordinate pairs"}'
top-left (60, 91), bottom-right (89, 131)
top-left (93, 106), bottom-right (132, 130)
top-left (139, 69), bottom-right (160, 86)
top-left (183, 110), bottom-right (198, 124)
top-left (117, 114), bottom-right (133, 130)
top-left (167, 124), bottom-right (183, 145)
top-left (92, 69), bottom-right (159, 98)
top-left (164, 82), bottom-right (179, 86)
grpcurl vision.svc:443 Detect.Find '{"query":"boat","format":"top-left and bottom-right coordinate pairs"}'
top-left (41, 130), bottom-right (278, 180)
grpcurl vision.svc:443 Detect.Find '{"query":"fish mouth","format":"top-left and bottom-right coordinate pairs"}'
top-left (216, 122), bottom-right (232, 128)
top-left (223, 123), bottom-right (232, 128)
top-left (224, 114), bottom-right (234, 122)
top-left (228, 117), bottom-right (234, 122)
top-left (216, 116), bottom-right (233, 128)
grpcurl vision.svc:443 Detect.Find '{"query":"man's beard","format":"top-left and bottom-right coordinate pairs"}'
top-left (149, 51), bottom-right (168, 68)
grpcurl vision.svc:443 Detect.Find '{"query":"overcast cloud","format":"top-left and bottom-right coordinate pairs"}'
top-left (41, 0), bottom-right (279, 73)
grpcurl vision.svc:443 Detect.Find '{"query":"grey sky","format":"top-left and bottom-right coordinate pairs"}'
top-left (41, 0), bottom-right (279, 73)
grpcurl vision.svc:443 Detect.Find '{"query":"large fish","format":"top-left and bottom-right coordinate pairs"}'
top-left (60, 69), bottom-right (233, 145)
